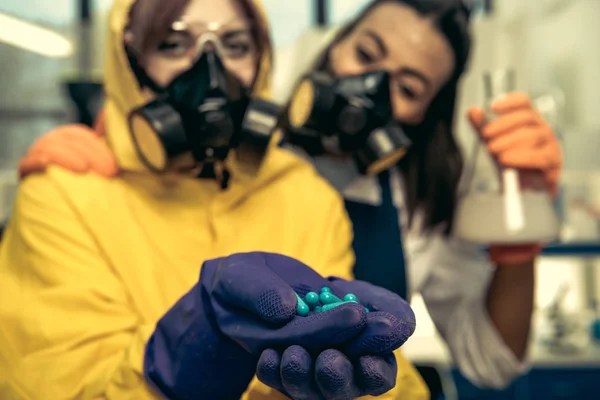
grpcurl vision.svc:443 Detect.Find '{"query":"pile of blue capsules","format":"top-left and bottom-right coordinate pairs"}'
top-left (295, 286), bottom-right (369, 316)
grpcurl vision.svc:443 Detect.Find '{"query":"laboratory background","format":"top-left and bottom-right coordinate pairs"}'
top-left (0, 0), bottom-right (599, 398)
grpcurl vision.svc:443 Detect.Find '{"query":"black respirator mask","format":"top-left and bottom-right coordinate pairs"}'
top-left (285, 70), bottom-right (412, 175)
top-left (127, 38), bottom-right (278, 178)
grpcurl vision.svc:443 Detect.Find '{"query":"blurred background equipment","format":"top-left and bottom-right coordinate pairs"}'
top-left (539, 284), bottom-right (593, 355)
top-left (63, 0), bottom-right (104, 127)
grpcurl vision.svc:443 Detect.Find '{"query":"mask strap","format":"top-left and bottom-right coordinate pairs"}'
top-left (197, 162), bottom-right (231, 189)
top-left (125, 45), bottom-right (166, 94)
top-left (214, 162), bottom-right (231, 189)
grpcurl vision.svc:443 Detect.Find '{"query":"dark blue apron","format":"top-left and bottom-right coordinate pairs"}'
top-left (344, 170), bottom-right (408, 301)
top-left (278, 141), bottom-right (409, 300)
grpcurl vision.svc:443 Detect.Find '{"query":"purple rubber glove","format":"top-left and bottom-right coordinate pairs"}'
top-left (328, 277), bottom-right (416, 357)
top-left (256, 277), bottom-right (415, 399)
top-left (144, 252), bottom-right (368, 399)
top-left (257, 346), bottom-right (398, 399)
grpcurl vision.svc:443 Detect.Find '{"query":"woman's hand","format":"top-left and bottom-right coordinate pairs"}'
top-left (467, 92), bottom-right (562, 196)
top-left (204, 253), bottom-right (415, 357)
top-left (466, 92), bottom-right (563, 265)
top-left (256, 277), bottom-right (415, 399)
top-left (18, 110), bottom-right (119, 179)
top-left (145, 252), bottom-right (416, 399)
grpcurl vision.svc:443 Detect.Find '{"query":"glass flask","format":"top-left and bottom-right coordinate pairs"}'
top-left (453, 69), bottom-right (560, 245)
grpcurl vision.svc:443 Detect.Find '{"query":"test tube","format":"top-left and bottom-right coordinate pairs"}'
top-left (483, 69), bottom-right (524, 233)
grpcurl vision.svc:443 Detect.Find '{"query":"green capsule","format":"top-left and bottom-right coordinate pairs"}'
top-left (320, 287), bottom-right (331, 293)
top-left (320, 291), bottom-right (343, 305)
top-left (320, 301), bottom-right (370, 313)
top-left (320, 302), bottom-right (343, 312)
top-left (315, 306), bottom-right (322, 312)
top-left (344, 294), bottom-right (358, 302)
top-left (304, 292), bottom-right (320, 308)
top-left (295, 293), bottom-right (310, 317)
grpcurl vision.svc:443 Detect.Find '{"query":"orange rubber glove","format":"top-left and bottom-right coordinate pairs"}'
top-left (467, 92), bottom-right (563, 265)
top-left (18, 110), bottom-right (119, 179)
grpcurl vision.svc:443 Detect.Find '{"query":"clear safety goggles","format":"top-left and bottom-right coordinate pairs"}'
top-left (154, 17), bottom-right (257, 65)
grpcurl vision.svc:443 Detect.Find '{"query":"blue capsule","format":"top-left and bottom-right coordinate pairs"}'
top-left (295, 293), bottom-right (310, 317)
top-left (304, 292), bottom-right (320, 308)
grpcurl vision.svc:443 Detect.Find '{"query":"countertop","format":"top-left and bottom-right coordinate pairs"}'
top-left (402, 332), bottom-right (600, 368)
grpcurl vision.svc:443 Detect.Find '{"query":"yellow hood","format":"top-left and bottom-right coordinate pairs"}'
top-left (103, 0), bottom-right (273, 171)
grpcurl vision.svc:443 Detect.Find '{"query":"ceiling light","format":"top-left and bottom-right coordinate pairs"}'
top-left (0, 12), bottom-right (73, 58)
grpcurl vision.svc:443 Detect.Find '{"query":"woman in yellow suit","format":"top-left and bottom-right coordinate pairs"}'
top-left (0, 0), bottom-right (426, 399)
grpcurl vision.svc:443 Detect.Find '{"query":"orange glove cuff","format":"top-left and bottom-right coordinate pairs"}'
top-left (488, 244), bottom-right (542, 266)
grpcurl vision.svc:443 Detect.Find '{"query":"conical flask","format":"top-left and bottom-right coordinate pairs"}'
top-left (453, 69), bottom-right (560, 245)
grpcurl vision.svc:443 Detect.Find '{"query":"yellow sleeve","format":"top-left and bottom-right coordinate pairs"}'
top-left (0, 173), bottom-right (159, 399)
top-left (314, 189), bottom-right (355, 281)
top-left (375, 349), bottom-right (430, 400)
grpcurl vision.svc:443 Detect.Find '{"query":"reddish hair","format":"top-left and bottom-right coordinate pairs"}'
top-left (127, 0), bottom-right (190, 57)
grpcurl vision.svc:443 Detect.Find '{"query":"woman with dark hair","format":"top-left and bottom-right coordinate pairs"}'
top-left (271, 0), bottom-right (562, 390)
top-left (0, 0), bottom-right (421, 398)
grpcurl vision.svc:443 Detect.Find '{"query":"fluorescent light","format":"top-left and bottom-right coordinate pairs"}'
top-left (0, 13), bottom-right (73, 58)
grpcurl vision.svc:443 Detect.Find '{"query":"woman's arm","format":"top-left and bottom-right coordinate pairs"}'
top-left (411, 233), bottom-right (530, 389)
top-left (486, 259), bottom-right (535, 361)
top-left (464, 91), bottom-right (562, 364)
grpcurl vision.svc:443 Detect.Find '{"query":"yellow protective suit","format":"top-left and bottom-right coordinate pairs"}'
top-left (0, 0), bottom-right (428, 398)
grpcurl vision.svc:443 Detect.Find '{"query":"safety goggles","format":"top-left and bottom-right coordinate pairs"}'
top-left (154, 17), bottom-right (257, 65)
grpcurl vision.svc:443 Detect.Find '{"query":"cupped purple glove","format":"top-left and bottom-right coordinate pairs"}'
top-left (144, 252), bottom-right (368, 399)
top-left (206, 253), bottom-right (370, 353)
top-left (255, 277), bottom-right (415, 399)
top-left (257, 346), bottom-right (398, 400)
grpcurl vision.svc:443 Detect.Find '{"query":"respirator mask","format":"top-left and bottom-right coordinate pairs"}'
top-left (127, 19), bottom-right (278, 181)
top-left (285, 70), bottom-right (412, 175)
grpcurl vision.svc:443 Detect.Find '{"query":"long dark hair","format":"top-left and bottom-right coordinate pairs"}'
top-left (327, 0), bottom-right (473, 234)
top-left (396, 0), bottom-right (472, 235)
